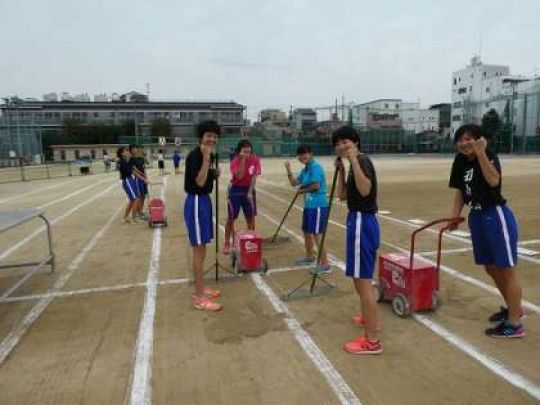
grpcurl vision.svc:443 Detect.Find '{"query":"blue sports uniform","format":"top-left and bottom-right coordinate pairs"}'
top-left (119, 158), bottom-right (140, 201)
top-left (131, 156), bottom-right (147, 197)
top-left (449, 149), bottom-right (518, 268)
top-left (297, 159), bottom-right (329, 235)
top-left (344, 155), bottom-right (380, 279)
top-left (183, 147), bottom-right (216, 247)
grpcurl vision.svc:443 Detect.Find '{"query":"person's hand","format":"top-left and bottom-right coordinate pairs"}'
top-left (200, 144), bottom-right (213, 158)
top-left (344, 144), bottom-right (359, 161)
top-left (447, 218), bottom-right (460, 231)
top-left (471, 137), bottom-right (487, 154)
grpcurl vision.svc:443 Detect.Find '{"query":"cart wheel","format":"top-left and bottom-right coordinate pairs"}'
top-left (392, 294), bottom-right (410, 317)
top-left (431, 293), bottom-right (441, 310)
top-left (262, 259), bottom-right (269, 273)
top-left (373, 283), bottom-right (384, 302)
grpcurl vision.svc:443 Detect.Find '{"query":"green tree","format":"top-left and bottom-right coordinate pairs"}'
top-left (480, 109), bottom-right (501, 139)
top-left (151, 117), bottom-right (171, 139)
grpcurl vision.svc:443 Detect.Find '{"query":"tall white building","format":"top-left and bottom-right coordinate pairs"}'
top-left (451, 56), bottom-right (512, 133)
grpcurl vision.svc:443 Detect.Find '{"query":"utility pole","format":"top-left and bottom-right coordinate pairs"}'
top-left (521, 94), bottom-right (528, 154)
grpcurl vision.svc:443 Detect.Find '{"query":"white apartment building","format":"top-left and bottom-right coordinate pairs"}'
top-left (451, 56), bottom-right (511, 133)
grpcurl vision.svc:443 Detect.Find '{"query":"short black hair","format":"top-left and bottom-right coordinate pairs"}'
top-left (235, 139), bottom-right (253, 154)
top-left (197, 120), bottom-right (221, 139)
top-left (332, 126), bottom-right (360, 147)
top-left (296, 144), bottom-right (312, 155)
top-left (116, 146), bottom-right (125, 159)
top-left (454, 124), bottom-right (482, 143)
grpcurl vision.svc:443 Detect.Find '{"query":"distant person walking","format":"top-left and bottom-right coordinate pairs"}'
top-left (172, 150), bottom-right (182, 174)
top-left (157, 149), bottom-right (165, 175)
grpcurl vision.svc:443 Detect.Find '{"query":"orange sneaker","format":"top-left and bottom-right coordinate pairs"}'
top-left (344, 336), bottom-right (383, 355)
top-left (203, 287), bottom-right (221, 298)
top-left (352, 315), bottom-right (382, 331)
top-left (191, 296), bottom-right (223, 312)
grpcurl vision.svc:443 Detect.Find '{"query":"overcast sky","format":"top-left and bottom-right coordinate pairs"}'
top-left (1, 0), bottom-right (539, 119)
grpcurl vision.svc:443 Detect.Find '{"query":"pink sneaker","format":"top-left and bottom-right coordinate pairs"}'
top-left (203, 287), bottom-right (221, 298)
top-left (344, 336), bottom-right (383, 355)
top-left (191, 296), bottom-right (223, 312)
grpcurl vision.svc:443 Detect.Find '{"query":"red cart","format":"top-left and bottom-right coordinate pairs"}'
top-left (231, 230), bottom-right (268, 274)
top-left (376, 217), bottom-right (464, 317)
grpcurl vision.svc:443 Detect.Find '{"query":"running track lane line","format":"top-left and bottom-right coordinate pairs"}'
top-left (256, 207), bottom-right (540, 401)
top-left (256, 187), bottom-right (540, 315)
top-left (128, 176), bottom-right (167, 405)
top-left (0, 181), bottom-right (117, 261)
top-left (0, 206), bottom-right (123, 365)
top-left (0, 265), bottom-right (307, 304)
top-left (257, 179), bottom-right (540, 266)
top-left (212, 219), bottom-right (362, 405)
top-left (0, 178), bottom-right (80, 205)
top-left (252, 273), bottom-right (362, 405)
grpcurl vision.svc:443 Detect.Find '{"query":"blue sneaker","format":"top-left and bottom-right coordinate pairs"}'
top-left (295, 257), bottom-right (316, 265)
top-left (485, 322), bottom-right (525, 338)
top-left (310, 264), bottom-right (332, 275)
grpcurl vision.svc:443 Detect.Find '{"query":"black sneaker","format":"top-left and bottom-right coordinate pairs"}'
top-left (488, 306), bottom-right (524, 323)
top-left (485, 322), bottom-right (525, 338)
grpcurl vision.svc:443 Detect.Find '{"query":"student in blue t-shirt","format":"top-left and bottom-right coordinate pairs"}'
top-left (285, 144), bottom-right (330, 271)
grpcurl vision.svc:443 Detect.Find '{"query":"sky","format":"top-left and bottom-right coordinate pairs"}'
top-left (1, 0), bottom-right (540, 120)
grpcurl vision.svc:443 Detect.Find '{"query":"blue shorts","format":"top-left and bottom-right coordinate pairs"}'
top-left (184, 194), bottom-right (214, 247)
top-left (227, 185), bottom-right (256, 220)
top-left (122, 177), bottom-right (140, 201)
top-left (346, 211), bottom-right (380, 279)
top-left (136, 177), bottom-right (147, 196)
top-left (302, 207), bottom-right (328, 235)
top-left (468, 204), bottom-right (518, 268)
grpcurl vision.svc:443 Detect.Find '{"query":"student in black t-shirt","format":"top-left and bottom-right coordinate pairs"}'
top-left (448, 124), bottom-right (523, 338)
top-left (183, 120), bottom-right (223, 312)
top-left (116, 146), bottom-right (148, 223)
top-left (333, 126), bottom-right (382, 355)
top-left (129, 144), bottom-right (148, 219)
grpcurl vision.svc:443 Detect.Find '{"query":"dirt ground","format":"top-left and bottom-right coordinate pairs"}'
top-left (0, 155), bottom-right (539, 404)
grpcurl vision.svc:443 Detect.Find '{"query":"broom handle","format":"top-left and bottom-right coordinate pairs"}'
top-left (271, 191), bottom-right (300, 242)
top-left (214, 152), bottom-right (219, 256)
top-left (315, 162), bottom-right (340, 264)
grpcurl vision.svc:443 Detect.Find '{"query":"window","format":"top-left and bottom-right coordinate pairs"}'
top-left (453, 78), bottom-right (457, 85)
top-left (395, 104), bottom-right (399, 109)
top-left (486, 87), bottom-right (490, 93)
top-left (90, 150), bottom-right (96, 159)
top-left (452, 114), bottom-right (461, 122)
top-left (60, 150), bottom-right (66, 161)
top-left (469, 86), bottom-right (473, 92)
top-left (483, 71), bottom-right (487, 77)
top-left (458, 87), bottom-right (467, 94)
top-left (384, 103), bottom-right (389, 109)
top-left (485, 103), bottom-right (490, 108)
top-left (453, 101), bottom-right (462, 108)
top-left (74, 149), bottom-right (80, 159)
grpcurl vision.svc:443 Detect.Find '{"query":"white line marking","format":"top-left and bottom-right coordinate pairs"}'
top-left (519, 239), bottom-right (540, 246)
top-left (0, 178), bottom-right (79, 205)
top-left (0, 278), bottom-right (190, 304)
top-left (257, 207), bottom-right (540, 400)
top-left (0, 206), bottom-right (123, 365)
top-left (414, 314), bottom-right (540, 400)
top-left (0, 182), bottom-right (117, 261)
top-left (251, 273), bottom-right (362, 405)
top-left (417, 247), bottom-right (473, 256)
top-left (38, 178), bottom-right (111, 209)
top-left (128, 176), bottom-right (167, 405)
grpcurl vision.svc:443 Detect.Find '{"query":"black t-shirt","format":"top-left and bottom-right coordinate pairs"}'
top-left (184, 146), bottom-right (216, 195)
top-left (119, 158), bottom-right (133, 180)
top-left (346, 154), bottom-right (378, 213)
top-left (448, 148), bottom-right (506, 209)
top-left (131, 156), bottom-right (146, 174)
